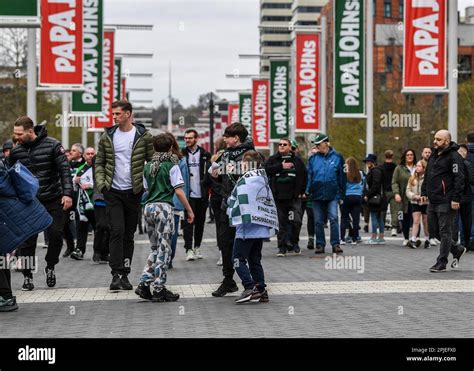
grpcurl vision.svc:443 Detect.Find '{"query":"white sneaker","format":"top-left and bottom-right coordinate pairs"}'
top-left (391, 228), bottom-right (397, 237)
top-left (430, 238), bottom-right (438, 246)
top-left (194, 247), bottom-right (203, 259)
top-left (402, 239), bottom-right (409, 247)
top-left (186, 250), bottom-right (196, 261)
top-left (216, 251), bottom-right (223, 266)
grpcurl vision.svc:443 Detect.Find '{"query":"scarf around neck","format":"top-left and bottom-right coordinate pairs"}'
top-left (149, 152), bottom-right (179, 176)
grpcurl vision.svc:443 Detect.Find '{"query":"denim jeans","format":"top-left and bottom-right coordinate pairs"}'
top-left (428, 203), bottom-right (460, 266)
top-left (340, 196), bottom-right (362, 240)
top-left (232, 238), bottom-right (265, 291)
top-left (313, 200), bottom-right (340, 247)
top-left (370, 211), bottom-right (384, 234)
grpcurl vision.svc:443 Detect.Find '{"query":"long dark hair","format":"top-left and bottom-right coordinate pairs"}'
top-left (163, 132), bottom-right (183, 160)
top-left (400, 148), bottom-right (417, 166)
top-left (346, 157), bottom-right (361, 183)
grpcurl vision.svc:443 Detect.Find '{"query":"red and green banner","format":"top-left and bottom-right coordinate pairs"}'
top-left (114, 57), bottom-right (122, 101)
top-left (39, 0), bottom-right (84, 87)
top-left (403, 0), bottom-right (447, 92)
top-left (334, 0), bottom-right (365, 117)
top-left (252, 79), bottom-right (270, 149)
top-left (92, 29), bottom-right (114, 130)
top-left (269, 59), bottom-right (289, 140)
top-left (295, 32), bottom-right (320, 132)
top-left (72, 0), bottom-right (103, 113)
top-left (228, 103), bottom-right (239, 126)
top-left (0, 0), bottom-right (39, 26)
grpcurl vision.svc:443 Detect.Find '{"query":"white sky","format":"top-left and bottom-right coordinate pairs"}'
top-left (105, 0), bottom-right (474, 108)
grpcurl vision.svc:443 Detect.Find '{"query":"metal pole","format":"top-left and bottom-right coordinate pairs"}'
top-left (81, 117), bottom-right (88, 147)
top-left (27, 29), bottom-right (37, 123)
top-left (320, 16), bottom-right (327, 134)
top-left (366, 0), bottom-right (374, 155)
top-left (209, 93), bottom-right (215, 155)
top-left (94, 132), bottom-right (100, 148)
top-left (61, 93), bottom-right (69, 148)
top-left (167, 61), bottom-right (173, 133)
top-left (448, 0), bottom-right (458, 142)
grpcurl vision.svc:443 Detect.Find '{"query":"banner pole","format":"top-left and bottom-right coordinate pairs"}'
top-left (448, 0), bottom-right (458, 142)
top-left (82, 117), bottom-right (88, 147)
top-left (62, 93), bottom-right (70, 149)
top-left (320, 16), bottom-right (327, 134)
top-left (366, 0), bottom-right (374, 155)
top-left (27, 28), bottom-right (37, 124)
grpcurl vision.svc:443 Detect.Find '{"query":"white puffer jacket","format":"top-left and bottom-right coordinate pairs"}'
top-left (406, 176), bottom-right (428, 205)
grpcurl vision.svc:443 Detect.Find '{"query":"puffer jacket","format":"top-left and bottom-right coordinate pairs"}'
top-left (265, 151), bottom-right (307, 200)
top-left (8, 125), bottom-right (73, 202)
top-left (391, 164), bottom-right (414, 213)
top-left (0, 160), bottom-right (52, 254)
top-left (306, 147), bottom-right (346, 201)
top-left (95, 123), bottom-right (154, 194)
top-left (406, 176), bottom-right (428, 205)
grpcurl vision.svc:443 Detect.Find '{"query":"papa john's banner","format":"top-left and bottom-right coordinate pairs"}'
top-left (114, 57), bottom-right (122, 101)
top-left (91, 29), bottom-right (115, 130)
top-left (334, 0), bottom-right (366, 117)
top-left (403, 0), bottom-right (447, 92)
top-left (239, 93), bottom-right (252, 135)
top-left (39, 0), bottom-right (84, 87)
top-left (295, 32), bottom-right (320, 132)
top-left (251, 79), bottom-right (270, 149)
top-left (121, 77), bottom-right (127, 100)
top-left (269, 59), bottom-right (289, 140)
top-left (228, 103), bottom-right (239, 126)
top-left (72, 0), bottom-right (103, 113)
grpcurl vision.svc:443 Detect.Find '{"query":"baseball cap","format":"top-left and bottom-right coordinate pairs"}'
top-left (311, 133), bottom-right (329, 145)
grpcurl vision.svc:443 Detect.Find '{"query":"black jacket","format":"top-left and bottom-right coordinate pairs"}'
top-left (265, 152), bottom-right (307, 200)
top-left (421, 142), bottom-right (465, 204)
top-left (461, 159), bottom-right (474, 204)
top-left (381, 161), bottom-right (397, 192)
top-left (363, 165), bottom-right (387, 212)
top-left (182, 145), bottom-right (211, 199)
top-left (8, 125), bottom-right (73, 202)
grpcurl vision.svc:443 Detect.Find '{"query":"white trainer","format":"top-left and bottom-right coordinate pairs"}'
top-left (391, 228), bottom-right (397, 237)
top-left (194, 247), bottom-right (203, 259)
top-left (402, 239), bottom-right (409, 247)
top-left (429, 238), bottom-right (438, 246)
top-left (186, 250), bottom-right (196, 261)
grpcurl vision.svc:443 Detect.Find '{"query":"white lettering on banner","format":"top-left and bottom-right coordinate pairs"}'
top-left (255, 85), bottom-right (268, 143)
top-left (412, 0), bottom-right (440, 75)
top-left (98, 37), bottom-right (111, 121)
top-left (339, 0), bottom-right (361, 106)
top-left (241, 98), bottom-right (252, 132)
top-left (273, 66), bottom-right (287, 134)
top-left (49, 5), bottom-right (77, 73)
top-left (299, 40), bottom-right (317, 124)
top-left (82, 0), bottom-right (99, 104)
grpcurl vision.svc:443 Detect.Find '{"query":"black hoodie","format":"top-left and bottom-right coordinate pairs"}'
top-left (8, 125), bottom-right (73, 202)
top-left (421, 142), bottom-right (465, 204)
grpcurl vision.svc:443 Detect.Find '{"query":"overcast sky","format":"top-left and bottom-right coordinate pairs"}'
top-left (105, 0), bottom-right (474, 108)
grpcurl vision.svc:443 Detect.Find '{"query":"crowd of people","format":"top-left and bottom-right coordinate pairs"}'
top-left (1, 100), bottom-right (473, 311)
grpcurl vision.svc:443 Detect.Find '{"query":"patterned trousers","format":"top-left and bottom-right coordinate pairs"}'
top-left (139, 202), bottom-right (175, 290)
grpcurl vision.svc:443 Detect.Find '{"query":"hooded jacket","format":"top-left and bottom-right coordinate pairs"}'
top-left (95, 123), bottom-right (154, 194)
top-left (8, 125), bottom-right (73, 202)
top-left (421, 142), bottom-right (465, 204)
top-left (265, 151), bottom-right (307, 200)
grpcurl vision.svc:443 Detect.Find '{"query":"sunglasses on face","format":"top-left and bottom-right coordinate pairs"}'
top-left (279, 143), bottom-right (289, 147)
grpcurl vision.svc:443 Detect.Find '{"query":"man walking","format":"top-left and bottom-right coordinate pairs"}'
top-left (306, 133), bottom-right (346, 254)
top-left (181, 129), bottom-right (211, 261)
top-left (9, 117), bottom-right (73, 289)
top-left (421, 130), bottom-right (466, 272)
top-left (95, 101), bottom-right (154, 290)
top-left (265, 138), bottom-right (307, 256)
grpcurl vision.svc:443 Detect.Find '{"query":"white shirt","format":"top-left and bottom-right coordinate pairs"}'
top-left (188, 147), bottom-right (202, 198)
top-left (112, 126), bottom-right (136, 190)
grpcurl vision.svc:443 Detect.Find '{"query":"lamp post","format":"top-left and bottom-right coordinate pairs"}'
top-left (209, 92), bottom-right (215, 155)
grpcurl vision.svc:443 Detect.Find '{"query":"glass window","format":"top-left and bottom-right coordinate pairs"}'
top-left (386, 56), bottom-right (393, 72)
top-left (384, 0), bottom-right (392, 18)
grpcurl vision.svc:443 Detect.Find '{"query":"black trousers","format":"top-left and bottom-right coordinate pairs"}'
top-left (217, 203), bottom-right (236, 285)
top-left (63, 208), bottom-right (77, 249)
top-left (210, 196), bottom-right (223, 251)
top-left (0, 260), bottom-right (12, 299)
top-left (104, 189), bottom-right (142, 276)
top-left (428, 203), bottom-right (460, 266)
top-left (18, 197), bottom-right (66, 277)
top-left (306, 202), bottom-right (315, 237)
top-left (76, 210), bottom-right (96, 254)
top-left (401, 203), bottom-right (413, 240)
top-left (453, 201), bottom-right (472, 246)
top-left (183, 197), bottom-right (208, 251)
top-left (340, 196), bottom-right (362, 239)
top-left (276, 199), bottom-right (302, 248)
top-left (93, 205), bottom-right (110, 258)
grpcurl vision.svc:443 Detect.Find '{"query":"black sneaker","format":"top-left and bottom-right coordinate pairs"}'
top-left (293, 245), bottom-right (301, 255)
top-left (151, 287), bottom-right (180, 302)
top-left (315, 245), bottom-right (325, 254)
top-left (212, 281), bottom-right (238, 297)
top-left (276, 247), bottom-right (286, 257)
top-left (250, 288), bottom-right (269, 303)
top-left (22, 277), bottom-right (34, 291)
top-left (99, 255), bottom-right (109, 264)
top-left (307, 237), bottom-right (315, 250)
top-left (62, 245), bottom-right (74, 258)
top-left (168, 262), bottom-right (174, 269)
top-left (44, 267), bottom-right (56, 287)
top-left (424, 240), bottom-right (431, 249)
top-left (430, 263), bottom-right (447, 273)
top-left (92, 252), bottom-right (101, 263)
top-left (363, 225), bottom-right (369, 233)
top-left (407, 240), bottom-right (416, 249)
top-left (120, 275), bottom-right (133, 290)
top-left (109, 274), bottom-right (122, 290)
top-left (235, 289), bottom-right (253, 304)
top-left (415, 239), bottom-right (422, 248)
top-left (70, 248), bottom-right (84, 260)
top-left (0, 296), bottom-right (18, 312)
top-left (333, 245), bottom-right (343, 254)
top-left (135, 282), bottom-right (152, 300)
top-left (286, 243), bottom-right (294, 252)
top-left (451, 247), bottom-right (467, 268)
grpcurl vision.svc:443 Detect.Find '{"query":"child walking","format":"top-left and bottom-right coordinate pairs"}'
top-left (135, 134), bottom-right (194, 302)
top-left (228, 151), bottom-right (279, 304)
top-left (406, 160), bottom-right (429, 249)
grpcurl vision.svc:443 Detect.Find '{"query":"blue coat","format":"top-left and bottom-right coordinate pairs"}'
top-left (172, 158), bottom-right (190, 212)
top-left (0, 160), bottom-right (52, 254)
top-left (306, 147), bottom-right (346, 201)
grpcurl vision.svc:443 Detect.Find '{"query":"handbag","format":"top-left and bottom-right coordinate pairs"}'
top-left (368, 181), bottom-right (384, 208)
top-left (8, 161), bottom-right (39, 203)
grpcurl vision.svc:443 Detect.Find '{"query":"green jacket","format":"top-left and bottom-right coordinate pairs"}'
top-left (95, 123), bottom-right (154, 194)
top-left (391, 164), bottom-right (414, 213)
